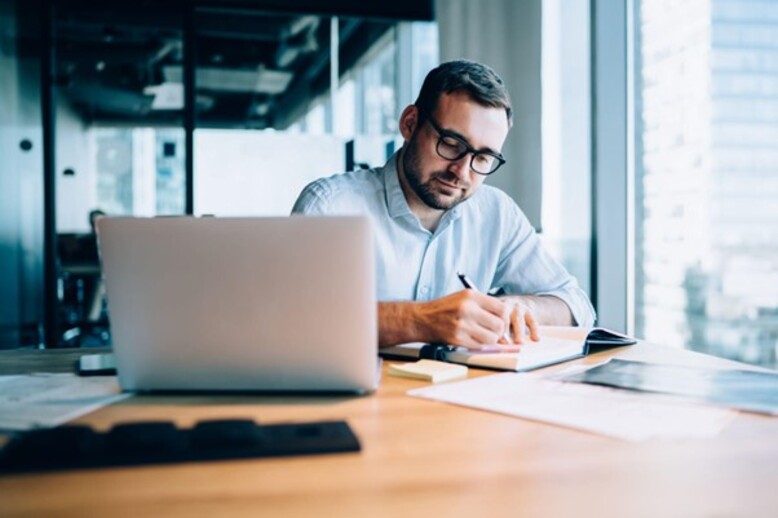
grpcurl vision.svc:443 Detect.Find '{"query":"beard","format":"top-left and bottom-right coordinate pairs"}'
top-left (401, 136), bottom-right (470, 211)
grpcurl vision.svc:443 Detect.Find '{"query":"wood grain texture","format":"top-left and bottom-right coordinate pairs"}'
top-left (1, 343), bottom-right (776, 517)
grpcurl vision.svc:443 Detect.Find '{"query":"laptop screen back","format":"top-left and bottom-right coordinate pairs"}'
top-left (97, 216), bottom-right (377, 393)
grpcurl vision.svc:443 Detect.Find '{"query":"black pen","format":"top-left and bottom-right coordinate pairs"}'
top-left (456, 271), bottom-right (512, 342)
top-left (456, 271), bottom-right (476, 290)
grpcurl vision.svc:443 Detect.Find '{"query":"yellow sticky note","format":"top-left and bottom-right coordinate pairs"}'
top-left (388, 360), bottom-right (468, 383)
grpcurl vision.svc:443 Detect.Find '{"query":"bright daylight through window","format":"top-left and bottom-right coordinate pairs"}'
top-left (635, 0), bottom-right (778, 367)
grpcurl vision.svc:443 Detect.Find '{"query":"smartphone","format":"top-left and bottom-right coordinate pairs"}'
top-left (76, 353), bottom-right (117, 376)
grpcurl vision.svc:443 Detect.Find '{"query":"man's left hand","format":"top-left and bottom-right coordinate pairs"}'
top-left (501, 297), bottom-right (540, 345)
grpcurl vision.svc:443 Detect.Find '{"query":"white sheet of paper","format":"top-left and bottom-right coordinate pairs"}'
top-left (408, 372), bottom-right (736, 442)
top-left (0, 373), bottom-right (131, 431)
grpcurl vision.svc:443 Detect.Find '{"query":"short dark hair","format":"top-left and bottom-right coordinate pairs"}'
top-left (414, 59), bottom-right (513, 127)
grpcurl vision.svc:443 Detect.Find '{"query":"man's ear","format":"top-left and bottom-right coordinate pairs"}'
top-left (399, 105), bottom-right (419, 142)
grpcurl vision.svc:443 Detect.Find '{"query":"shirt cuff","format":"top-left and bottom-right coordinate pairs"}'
top-left (537, 287), bottom-right (596, 327)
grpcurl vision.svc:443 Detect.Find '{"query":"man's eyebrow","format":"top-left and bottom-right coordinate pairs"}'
top-left (438, 124), bottom-right (501, 155)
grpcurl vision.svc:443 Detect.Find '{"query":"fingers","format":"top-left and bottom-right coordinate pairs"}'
top-left (514, 303), bottom-right (528, 344)
top-left (509, 303), bottom-right (522, 344)
top-left (464, 312), bottom-right (506, 345)
top-left (508, 299), bottom-right (540, 344)
top-left (468, 292), bottom-right (544, 346)
top-left (454, 291), bottom-right (512, 346)
top-left (525, 310), bottom-right (540, 341)
top-left (434, 291), bottom-right (540, 349)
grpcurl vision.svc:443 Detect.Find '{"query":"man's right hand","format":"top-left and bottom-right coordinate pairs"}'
top-left (416, 289), bottom-right (514, 348)
top-left (378, 290), bottom-right (536, 349)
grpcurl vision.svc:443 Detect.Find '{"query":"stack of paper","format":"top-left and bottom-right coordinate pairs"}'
top-left (408, 372), bottom-right (736, 441)
top-left (0, 373), bottom-right (131, 431)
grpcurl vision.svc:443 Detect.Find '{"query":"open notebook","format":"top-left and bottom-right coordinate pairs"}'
top-left (379, 326), bottom-right (636, 372)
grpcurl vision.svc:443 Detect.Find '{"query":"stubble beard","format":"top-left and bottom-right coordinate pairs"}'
top-left (402, 138), bottom-right (469, 211)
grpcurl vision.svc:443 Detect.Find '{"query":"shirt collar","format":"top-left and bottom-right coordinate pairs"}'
top-left (382, 148), bottom-right (465, 229)
top-left (383, 150), bottom-right (414, 219)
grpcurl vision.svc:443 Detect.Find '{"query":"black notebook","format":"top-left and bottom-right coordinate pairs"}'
top-left (379, 326), bottom-right (636, 372)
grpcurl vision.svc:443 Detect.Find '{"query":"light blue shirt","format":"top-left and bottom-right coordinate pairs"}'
top-left (292, 152), bottom-right (596, 326)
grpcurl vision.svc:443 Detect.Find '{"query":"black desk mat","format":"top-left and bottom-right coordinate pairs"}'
top-left (0, 419), bottom-right (360, 474)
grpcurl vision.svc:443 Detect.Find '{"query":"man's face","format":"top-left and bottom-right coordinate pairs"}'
top-left (400, 92), bottom-right (509, 211)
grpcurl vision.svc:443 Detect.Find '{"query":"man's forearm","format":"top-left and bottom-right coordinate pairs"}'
top-left (377, 301), bottom-right (426, 348)
top-left (378, 295), bottom-right (576, 348)
top-left (506, 295), bottom-right (575, 326)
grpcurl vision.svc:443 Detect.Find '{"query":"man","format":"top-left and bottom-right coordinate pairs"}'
top-left (293, 60), bottom-right (595, 349)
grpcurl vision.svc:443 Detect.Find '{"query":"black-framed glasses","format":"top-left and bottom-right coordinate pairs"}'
top-left (426, 117), bottom-right (506, 175)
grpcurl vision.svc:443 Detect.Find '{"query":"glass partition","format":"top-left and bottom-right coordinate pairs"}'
top-left (6, 0), bottom-right (435, 347)
top-left (52, 0), bottom-right (185, 346)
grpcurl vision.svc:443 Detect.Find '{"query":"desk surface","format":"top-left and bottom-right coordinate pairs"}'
top-left (1, 344), bottom-right (776, 517)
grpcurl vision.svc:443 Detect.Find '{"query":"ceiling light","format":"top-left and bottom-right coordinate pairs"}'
top-left (161, 65), bottom-right (293, 95)
top-left (144, 83), bottom-right (183, 110)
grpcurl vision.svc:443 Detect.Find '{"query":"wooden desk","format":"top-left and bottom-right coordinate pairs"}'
top-left (1, 344), bottom-right (776, 517)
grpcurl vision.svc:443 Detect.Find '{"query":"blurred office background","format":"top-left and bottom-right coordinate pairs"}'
top-left (1, 0), bottom-right (775, 368)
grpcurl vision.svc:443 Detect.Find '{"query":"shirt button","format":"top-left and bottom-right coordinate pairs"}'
top-left (420, 286), bottom-right (429, 294)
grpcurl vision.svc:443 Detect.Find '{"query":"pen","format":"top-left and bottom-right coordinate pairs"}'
top-left (456, 271), bottom-right (476, 291)
top-left (456, 271), bottom-right (512, 343)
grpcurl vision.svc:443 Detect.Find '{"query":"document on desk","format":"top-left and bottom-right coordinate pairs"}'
top-left (0, 373), bottom-right (131, 431)
top-left (561, 359), bottom-right (778, 415)
top-left (408, 372), bottom-right (736, 442)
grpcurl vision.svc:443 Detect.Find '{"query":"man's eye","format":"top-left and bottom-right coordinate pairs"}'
top-left (475, 154), bottom-right (495, 166)
top-left (440, 136), bottom-right (464, 151)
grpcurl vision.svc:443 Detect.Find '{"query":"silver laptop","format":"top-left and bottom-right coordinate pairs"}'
top-left (96, 216), bottom-right (378, 393)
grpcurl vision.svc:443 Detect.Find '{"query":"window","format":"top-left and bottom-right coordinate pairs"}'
top-left (542, 0), bottom-right (592, 296)
top-left (194, 20), bottom-right (439, 216)
top-left (635, 0), bottom-right (778, 367)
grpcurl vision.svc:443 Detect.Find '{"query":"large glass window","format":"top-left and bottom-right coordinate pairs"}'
top-left (54, 2), bottom-right (185, 231)
top-left (93, 128), bottom-right (184, 217)
top-left (360, 38), bottom-right (397, 136)
top-left (191, 13), bottom-right (374, 216)
top-left (194, 19), bottom-right (439, 216)
top-left (542, 0), bottom-right (592, 296)
top-left (52, 1), bottom-right (185, 346)
top-left (635, 0), bottom-right (778, 367)
top-left (1, 2), bottom-right (436, 348)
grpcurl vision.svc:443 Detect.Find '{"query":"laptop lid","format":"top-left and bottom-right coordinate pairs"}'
top-left (96, 216), bottom-right (378, 393)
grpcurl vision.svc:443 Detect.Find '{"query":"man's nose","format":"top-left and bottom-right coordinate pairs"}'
top-left (447, 153), bottom-right (472, 180)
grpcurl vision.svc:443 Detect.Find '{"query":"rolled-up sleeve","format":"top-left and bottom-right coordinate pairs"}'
top-left (493, 202), bottom-right (596, 327)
